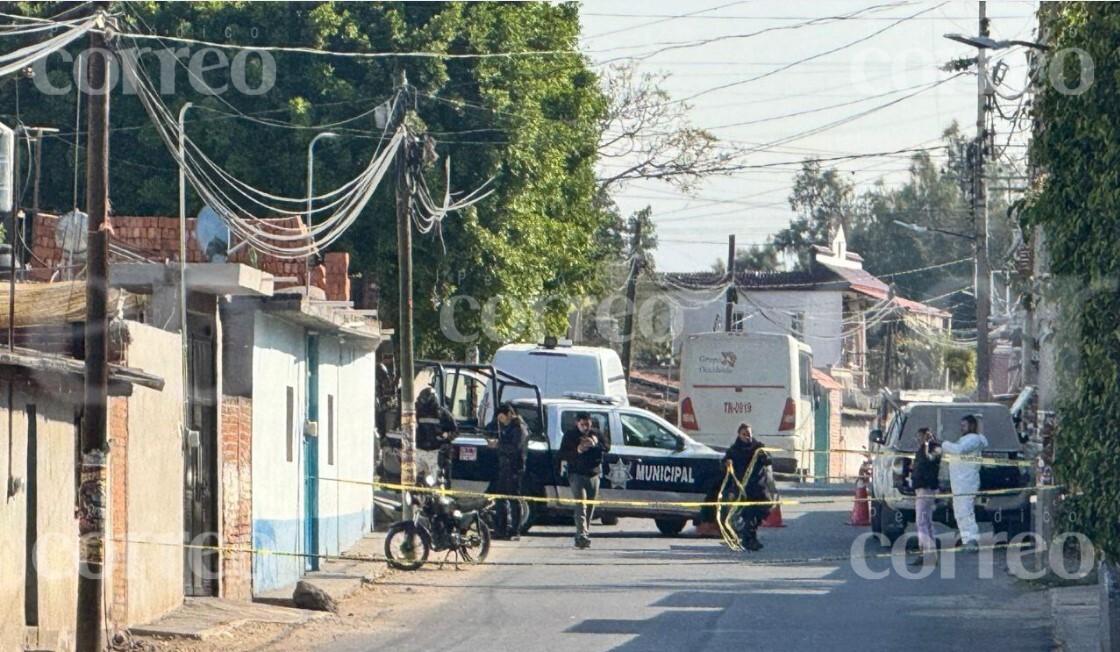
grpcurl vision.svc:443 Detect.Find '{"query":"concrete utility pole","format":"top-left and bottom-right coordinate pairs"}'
top-left (974, 1), bottom-right (993, 401)
top-left (77, 8), bottom-right (110, 651)
top-left (620, 217), bottom-right (644, 382)
top-left (724, 234), bottom-right (736, 332)
top-left (393, 74), bottom-right (417, 518)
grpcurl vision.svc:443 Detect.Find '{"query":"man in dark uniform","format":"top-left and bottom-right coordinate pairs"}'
top-left (722, 423), bottom-right (775, 551)
top-left (415, 387), bottom-right (458, 484)
top-left (489, 402), bottom-right (529, 540)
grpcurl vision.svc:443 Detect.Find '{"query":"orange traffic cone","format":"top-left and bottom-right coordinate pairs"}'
top-left (848, 481), bottom-right (871, 526)
top-left (760, 500), bottom-right (786, 528)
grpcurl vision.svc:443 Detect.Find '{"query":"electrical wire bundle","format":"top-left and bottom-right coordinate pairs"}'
top-left (117, 39), bottom-right (405, 259)
top-left (0, 12), bottom-right (97, 78)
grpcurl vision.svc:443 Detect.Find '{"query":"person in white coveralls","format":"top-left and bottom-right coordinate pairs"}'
top-left (939, 414), bottom-right (988, 551)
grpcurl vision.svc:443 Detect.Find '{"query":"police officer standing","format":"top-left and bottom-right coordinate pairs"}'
top-left (415, 388), bottom-right (458, 485)
top-left (723, 423), bottom-right (775, 552)
top-left (489, 403), bottom-right (529, 540)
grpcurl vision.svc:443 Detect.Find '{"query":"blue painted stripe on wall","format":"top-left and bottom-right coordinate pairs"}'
top-left (252, 509), bottom-right (371, 595)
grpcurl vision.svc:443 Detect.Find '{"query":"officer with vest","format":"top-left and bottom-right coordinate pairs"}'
top-left (415, 387), bottom-right (458, 485)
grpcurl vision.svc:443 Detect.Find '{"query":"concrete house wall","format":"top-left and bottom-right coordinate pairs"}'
top-left (115, 323), bottom-right (185, 626)
top-left (0, 388), bottom-right (80, 652)
top-left (249, 313), bottom-right (307, 594)
top-left (314, 337), bottom-right (376, 557)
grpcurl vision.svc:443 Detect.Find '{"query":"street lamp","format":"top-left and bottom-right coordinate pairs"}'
top-left (944, 33), bottom-right (1049, 51)
top-left (177, 102), bottom-right (192, 444)
top-left (306, 132), bottom-right (339, 295)
top-left (892, 219), bottom-right (975, 241)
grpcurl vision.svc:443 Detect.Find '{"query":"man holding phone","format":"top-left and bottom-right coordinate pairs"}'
top-left (560, 411), bottom-right (611, 549)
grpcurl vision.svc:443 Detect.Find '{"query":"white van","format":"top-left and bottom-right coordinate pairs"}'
top-left (486, 342), bottom-right (629, 407)
top-left (678, 332), bottom-right (814, 478)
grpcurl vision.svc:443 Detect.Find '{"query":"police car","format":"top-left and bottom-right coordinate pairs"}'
top-left (449, 395), bottom-right (726, 536)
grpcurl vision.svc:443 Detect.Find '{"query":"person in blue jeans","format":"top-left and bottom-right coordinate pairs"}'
top-left (560, 411), bottom-right (610, 549)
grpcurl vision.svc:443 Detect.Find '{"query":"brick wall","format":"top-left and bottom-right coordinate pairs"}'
top-left (108, 396), bottom-right (129, 623)
top-left (31, 213), bottom-right (351, 302)
top-left (825, 389), bottom-right (845, 482)
top-left (219, 396), bottom-right (253, 601)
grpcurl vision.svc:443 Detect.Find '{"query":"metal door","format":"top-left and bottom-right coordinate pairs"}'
top-left (814, 390), bottom-right (831, 483)
top-left (304, 336), bottom-right (320, 571)
top-left (183, 315), bottom-right (218, 596)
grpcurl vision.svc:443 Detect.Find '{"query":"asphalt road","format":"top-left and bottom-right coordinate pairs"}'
top-left (336, 500), bottom-right (1054, 652)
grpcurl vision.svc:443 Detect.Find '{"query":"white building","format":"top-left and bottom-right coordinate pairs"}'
top-left (665, 228), bottom-right (951, 389)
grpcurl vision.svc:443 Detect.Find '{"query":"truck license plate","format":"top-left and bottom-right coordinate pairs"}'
top-left (460, 445), bottom-right (477, 461)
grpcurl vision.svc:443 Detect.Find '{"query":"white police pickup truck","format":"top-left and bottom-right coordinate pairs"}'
top-left (450, 396), bottom-right (727, 536)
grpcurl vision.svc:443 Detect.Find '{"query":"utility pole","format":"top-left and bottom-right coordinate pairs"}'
top-left (973, 1), bottom-right (993, 401)
top-left (393, 74), bottom-right (417, 517)
top-left (619, 217), bottom-right (644, 382)
top-left (77, 9), bottom-right (110, 651)
top-left (724, 234), bottom-right (736, 332)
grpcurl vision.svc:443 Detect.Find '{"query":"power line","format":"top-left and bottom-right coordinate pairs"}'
top-left (670, 2), bottom-right (949, 105)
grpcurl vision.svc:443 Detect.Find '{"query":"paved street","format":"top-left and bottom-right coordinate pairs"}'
top-left (331, 500), bottom-right (1054, 652)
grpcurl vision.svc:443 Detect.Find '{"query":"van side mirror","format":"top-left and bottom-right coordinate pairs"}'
top-left (675, 437), bottom-right (686, 452)
top-left (869, 429), bottom-right (885, 446)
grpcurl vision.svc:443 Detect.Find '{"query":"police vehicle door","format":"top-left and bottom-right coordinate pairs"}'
top-left (600, 411), bottom-right (703, 513)
top-left (556, 409), bottom-right (613, 501)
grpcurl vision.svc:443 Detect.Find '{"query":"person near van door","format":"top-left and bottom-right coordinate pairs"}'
top-left (910, 427), bottom-right (942, 564)
top-left (560, 411), bottom-right (610, 549)
top-left (415, 387), bottom-right (458, 484)
top-left (489, 403), bottom-right (529, 540)
top-left (940, 415), bottom-right (989, 551)
top-left (722, 423), bottom-right (775, 551)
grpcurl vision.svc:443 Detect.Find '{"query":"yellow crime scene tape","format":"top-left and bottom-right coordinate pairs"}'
top-left (99, 447), bottom-right (1054, 572)
top-left (319, 474), bottom-right (1060, 510)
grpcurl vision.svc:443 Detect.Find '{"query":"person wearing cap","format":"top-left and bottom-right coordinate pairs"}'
top-left (560, 411), bottom-right (611, 549)
top-left (489, 402), bottom-right (529, 540)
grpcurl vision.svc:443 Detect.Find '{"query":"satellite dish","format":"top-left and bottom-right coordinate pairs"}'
top-left (194, 205), bottom-right (229, 263)
top-left (56, 210), bottom-right (88, 262)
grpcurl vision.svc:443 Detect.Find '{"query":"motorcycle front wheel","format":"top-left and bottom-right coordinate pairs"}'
top-left (460, 516), bottom-right (491, 564)
top-left (385, 523), bottom-right (431, 571)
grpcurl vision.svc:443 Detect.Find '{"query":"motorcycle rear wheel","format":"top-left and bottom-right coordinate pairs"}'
top-left (385, 523), bottom-right (431, 571)
top-left (460, 516), bottom-right (491, 564)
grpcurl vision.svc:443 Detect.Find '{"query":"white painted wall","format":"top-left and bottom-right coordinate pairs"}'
top-left (250, 314), bottom-right (306, 593)
top-left (122, 322), bottom-right (184, 625)
top-left (675, 290), bottom-right (845, 368)
top-left (315, 337), bottom-right (377, 556)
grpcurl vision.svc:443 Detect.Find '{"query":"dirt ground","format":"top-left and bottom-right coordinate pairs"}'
top-left (127, 566), bottom-right (470, 652)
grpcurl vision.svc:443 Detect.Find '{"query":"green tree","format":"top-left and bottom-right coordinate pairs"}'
top-left (1026, 1), bottom-right (1120, 560)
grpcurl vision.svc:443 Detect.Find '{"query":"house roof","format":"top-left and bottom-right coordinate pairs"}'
top-left (662, 258), bottom-right (951, 319)
top-left (664, 267), bottom-right (848, 292)
top-left (817, 261), bottom-right (950, 317)
top-left (0, 347), bottom-right (165, 395)
top-left (811, 368), bottom-right (843, 391)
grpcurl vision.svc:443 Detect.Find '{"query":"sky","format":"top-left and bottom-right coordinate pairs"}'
top-left (578, 1), bottom-right (1039, 272)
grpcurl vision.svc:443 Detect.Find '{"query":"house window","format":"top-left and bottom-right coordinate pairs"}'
top-left (285, 387), bottom-right (295, 462)
top-left (327, 395), bottom-right (335, 466)
top-left (792, 312), bottom-right (806, 341)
